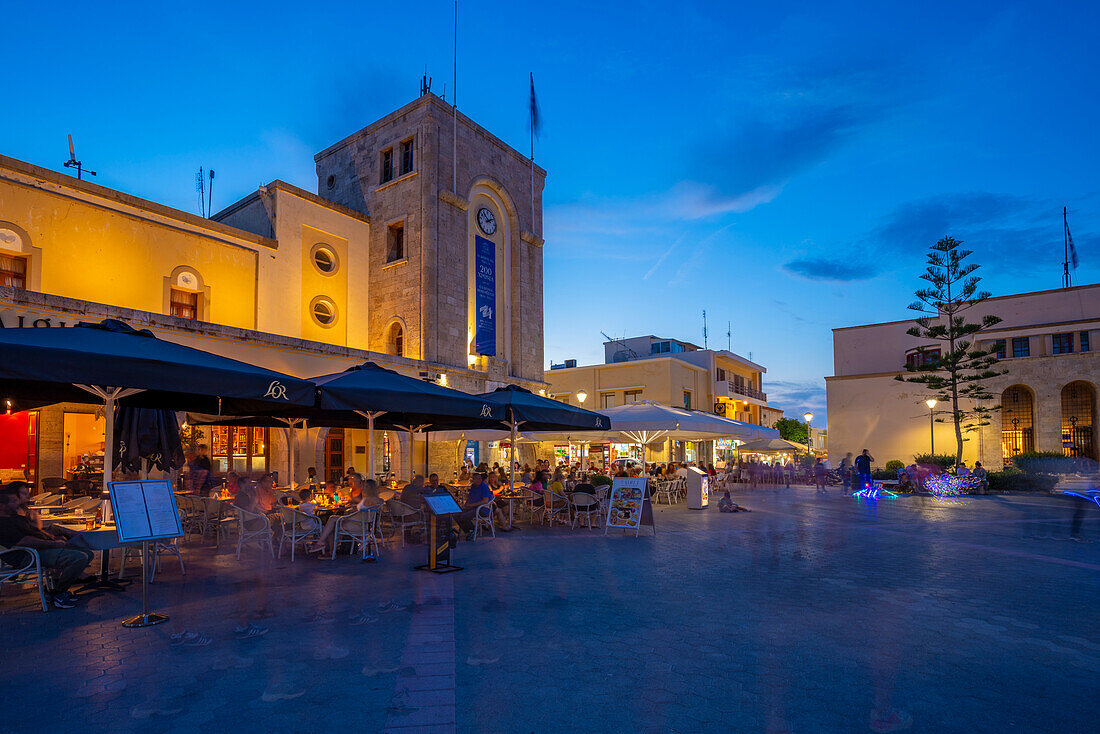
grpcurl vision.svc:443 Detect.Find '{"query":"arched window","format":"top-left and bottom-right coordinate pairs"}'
top-left (386, 322), bottom-right (404, 357)
top-left (1001, 385), bottom-right (1034, 463)
top-left (170, 268), bottom-right (203, 320)
top-left (1061, 381), bottom-right (1096, 460)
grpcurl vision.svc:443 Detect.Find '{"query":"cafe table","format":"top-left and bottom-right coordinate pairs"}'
top-left (494, 489), bottom-right (535, 527)
top-left (51, 522), bottom-right (131, 591)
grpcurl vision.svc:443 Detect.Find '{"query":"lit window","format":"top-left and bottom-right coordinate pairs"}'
top-left (170, 289), bottom-right (199, 320)
top-left (0, 253), bottom-right (27, 289)
top-left (387, 223), bottom-right (404, 263)
top-left (1053, 333), bottom-right (1073, 355)
top-left (1081, 331), bottom-right (1091, 353)
top-left (400, 139), bottom-right (414, 175)
top-left (311, 298), bottom-right (337, 327)
top-left (381, 148), bottom-right (394, 184)
top-left (313, 245), bottom-right (337, 274)
top-left (1012, 337), bottom-right (1030, 358)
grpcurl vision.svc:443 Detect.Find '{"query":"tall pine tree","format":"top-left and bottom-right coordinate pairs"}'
top-left (897, 237), bottom-right (1006, 465)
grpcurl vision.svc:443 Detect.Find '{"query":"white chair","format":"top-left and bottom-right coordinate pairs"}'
top-left (235, 506), bottom-right (274, 560)
top-left (278, 506), bottom-right (321, 561)
top-left (570, 492), bottom-right (601, 530)
top-left (118, 537), bottom-right (186, 582)
top-left (201, 497), bottom-right (235, 546)
top-left (472, 501), bottom-right (495, 540)
top-left (385, 499), bottom-right (423, 547)
top-left (0, 545), bottom-right (49, 612)
top-left (332, 509), bottom-right (380, 560)
top-left (540, 491), bottom-right (571, 527)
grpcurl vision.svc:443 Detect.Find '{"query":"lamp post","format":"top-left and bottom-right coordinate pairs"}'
top-left (803, 412), bottom-right (813, 458)
top-left (576, 390), bottom-right (587, 405)
top-left (925, 399), bottom-right (937, 456)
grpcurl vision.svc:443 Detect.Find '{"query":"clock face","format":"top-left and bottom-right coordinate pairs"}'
top-left (477, 207), bottom-right (497, 235)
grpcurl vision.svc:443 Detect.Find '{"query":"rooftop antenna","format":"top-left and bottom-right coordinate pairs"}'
top-left (195, 167), bottom-right (206, 217)
top-left (601, 331), bottom-right (638, 361)
top-left (702, 310), bottom-right (708, 349)
top-left (727, 321), bottom-right (732, 351)
top-left (420, 66), bottom-right (432, 96)
top-left (207, 169), bottom-right (215, 217)
top-left (64, 134), bottom-right (96, 180)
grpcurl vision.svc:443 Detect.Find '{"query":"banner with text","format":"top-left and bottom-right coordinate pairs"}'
top-left (474, 235), bottom-right (496, 356)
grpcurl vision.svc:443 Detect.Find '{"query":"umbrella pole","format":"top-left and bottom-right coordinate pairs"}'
top-left (286, 424), bottom-right (294, 490)
top-left (368, 413), bottom-right (375, 482)
top-left (103, 393), bottom-right (116, 505)
top-left (510, 421), bottom-right (516, 491)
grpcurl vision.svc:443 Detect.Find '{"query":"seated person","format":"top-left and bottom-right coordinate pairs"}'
top-left (0, 482), bottom-right (92, 609)
top-left (484, 473), bottom-right (513, 531)
top-left (454, 472), bottom-right (495, 540)
top-left (310, 477), bottom-right (382, 555)
top-left (297, 487), bottom-right (317, 515)
top-left (254, 473), bottom-right (279, 515)
top-left (972, 462), bottom-right (988, 493)
top-left (400, 475), bottom-right (426, 510)
top-left (717, 491), bottom-right (750, 513)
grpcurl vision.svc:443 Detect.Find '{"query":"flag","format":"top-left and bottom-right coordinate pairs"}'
top-left (1066, 219), bottom-right (1079, 268)
top-left (529, 72), bottom-right (541, 139)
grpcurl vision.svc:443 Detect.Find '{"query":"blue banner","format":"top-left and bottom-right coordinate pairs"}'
top-left (474, 235), bottom-right (496, 356)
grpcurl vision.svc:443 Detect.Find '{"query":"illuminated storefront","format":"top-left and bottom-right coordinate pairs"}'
top-left (209, 426), bottom-right (268, 475)
top-left (0, 410), bottom-right (38, 484)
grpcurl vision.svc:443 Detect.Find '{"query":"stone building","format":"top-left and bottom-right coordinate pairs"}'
top-left (827, 283), bottom-right (1100, 470)
top-left (0, 92), bottom-right (547, 486)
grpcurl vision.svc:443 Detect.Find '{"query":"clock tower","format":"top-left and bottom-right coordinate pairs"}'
top-left (314, 92), bottom-right (546, 391)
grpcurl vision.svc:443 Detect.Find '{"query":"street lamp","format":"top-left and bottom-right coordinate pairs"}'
top-left (803, 412), bottom-right (813, 457)
top-left (576, 391), bottom-right (588, 404)
top-left (925, 399), bottom-right (937, 455)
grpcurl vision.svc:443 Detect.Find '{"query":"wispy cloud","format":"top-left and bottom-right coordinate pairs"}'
top-left (784, 257), bottom-right (876, 282)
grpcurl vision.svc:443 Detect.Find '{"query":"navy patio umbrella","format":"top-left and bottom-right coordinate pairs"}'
top-left (113, 407), bottom-right (186, 474)
top-left (475, 384), bottom-right (608, 490)
top-left (0, 319), bottom-right (316, 496)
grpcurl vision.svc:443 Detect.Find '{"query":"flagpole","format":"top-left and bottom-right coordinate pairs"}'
top-left (1064, 206), bottom-right (1070, 289)
top-left (530, 72), bottom-right (535, 233)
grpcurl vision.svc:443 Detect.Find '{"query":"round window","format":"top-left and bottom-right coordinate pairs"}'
top-left (311, 297), bottom-right (337, 327)
top-left (326, 174), bottom-right (335, 190)
top-left (312, 244), bottom-right (338, 274)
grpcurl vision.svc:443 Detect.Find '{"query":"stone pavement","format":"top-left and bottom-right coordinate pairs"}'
top-left (2, 488), bottom-right (1099, 733)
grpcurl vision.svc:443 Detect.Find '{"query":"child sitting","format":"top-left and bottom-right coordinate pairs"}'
top-left (718, 491), bottom-right (750, 513)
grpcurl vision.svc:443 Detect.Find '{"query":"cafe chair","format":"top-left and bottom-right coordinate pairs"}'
top-left (0, 545), bottom-right (50, 612)
top-left (472, 501), bottom-right (495, 540)
top-left (235, 507), bottom-right (275, 561)
top-left (570, 492), bottom-right (602, 530)
top-left (540, 490), bottom-right (571, 527)
top-left (278, 506), bottom-right (322, 562)
top-left (333, 509), bottom-right (380, 560)
top-left (118, 536), bottom-right (186, 582)
top-left (385, 499), bottom-right (424, 547)
top-left (201, 496), bottom-right (235, 546)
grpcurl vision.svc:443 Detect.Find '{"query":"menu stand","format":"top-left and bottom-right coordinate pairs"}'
top-left (415, 490), bottom-right (463, 574)
top-left (108, 480), bottom-right (184, 628)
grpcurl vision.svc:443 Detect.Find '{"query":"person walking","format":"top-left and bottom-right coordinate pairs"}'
top-left (839, 452), bottom-right (854, 492)
top-left (854, 449), bottom-right (874, 492)
top-left (813, 458), bottom-right (828, 494)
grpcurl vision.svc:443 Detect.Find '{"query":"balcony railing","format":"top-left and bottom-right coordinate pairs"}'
top-left (729, 381), bottom-right (766, 401)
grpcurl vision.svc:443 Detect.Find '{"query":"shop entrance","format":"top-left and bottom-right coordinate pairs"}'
top-left (63, 412), bottom-right (105, 484)
top-left (209, 426), bottom-right (268, 477)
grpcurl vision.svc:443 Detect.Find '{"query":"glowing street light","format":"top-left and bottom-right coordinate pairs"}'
top-left (926, 399), bottom-right (937, 455)
top-left (576, 390), bottom-right (588, 404)
top-left (803, 411), bottom-right (813, 457)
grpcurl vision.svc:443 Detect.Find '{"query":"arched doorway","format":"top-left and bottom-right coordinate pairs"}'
top-left (1061, 381), bottom-right (1096, 460)
top-left (1001, 385), bottom-right (1034, 464)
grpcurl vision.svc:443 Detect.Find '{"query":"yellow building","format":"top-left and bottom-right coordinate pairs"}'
top-left (0, 92), bottom-right (547, 486)
top-left (544, 335), bottom-right (772, 466)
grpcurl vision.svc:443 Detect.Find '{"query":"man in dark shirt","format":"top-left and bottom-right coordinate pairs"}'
top-left (0, 483), bottom-right (91, 608)
top-left (454, 473), bottom-right (495, 540)
top-left (854, 449), bottom-right (874, 492)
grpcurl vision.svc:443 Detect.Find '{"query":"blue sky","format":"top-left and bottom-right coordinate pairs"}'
top-left (5, 1), bottom-right (1099, 425)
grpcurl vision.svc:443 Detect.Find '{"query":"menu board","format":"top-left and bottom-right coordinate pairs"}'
top-left (423, 493), bottom-right (462, 515)
top-left (604, 477), bottom-right (649, 537)
top-left (108, 480), bottom-right (184, 542)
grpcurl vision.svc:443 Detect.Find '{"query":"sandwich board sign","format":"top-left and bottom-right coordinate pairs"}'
top-left (604, 476), bottom-right (655, 537)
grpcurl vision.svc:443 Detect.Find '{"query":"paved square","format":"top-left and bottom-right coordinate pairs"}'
top-left (3, 489), bottom-right (1099, 733)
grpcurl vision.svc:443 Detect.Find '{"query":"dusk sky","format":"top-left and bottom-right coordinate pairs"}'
top-left (6, 1), bottom-right (1099, 425)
